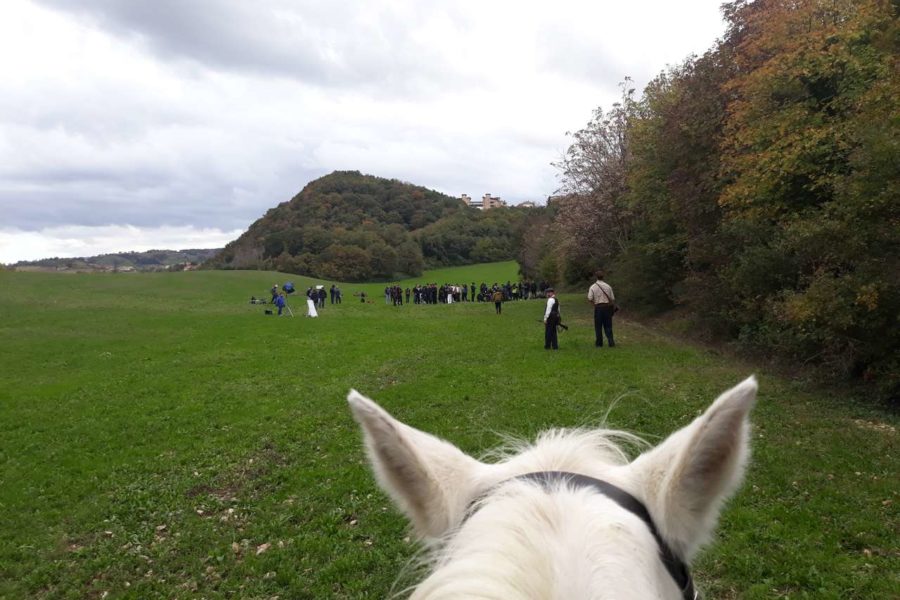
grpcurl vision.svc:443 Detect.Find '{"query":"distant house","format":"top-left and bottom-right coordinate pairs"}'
top-left (14, 265), bottom-right (57, 273)
top-left (517, 200), bottom-right (537, 208)
top-left (167, 262), bottom-right (198, 272)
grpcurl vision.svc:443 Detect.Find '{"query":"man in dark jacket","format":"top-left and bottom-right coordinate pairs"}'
top-left (543, 288), bottom-right (561, 349)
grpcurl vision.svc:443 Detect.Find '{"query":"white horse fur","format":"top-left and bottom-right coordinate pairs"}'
top-left (348, 376), bottom-right (757, 599)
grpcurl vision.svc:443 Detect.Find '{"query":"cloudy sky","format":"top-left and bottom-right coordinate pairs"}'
top-left (0, 0), bottom-right (727, 264)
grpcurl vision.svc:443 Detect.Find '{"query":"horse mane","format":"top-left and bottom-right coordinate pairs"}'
top-left (482, 427), bottom-right (650, 471)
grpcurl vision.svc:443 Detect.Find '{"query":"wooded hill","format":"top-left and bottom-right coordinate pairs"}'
top-left (11, 248), bottom-right (220, 271)
top-left (204, 171), bottom-right (538, 281)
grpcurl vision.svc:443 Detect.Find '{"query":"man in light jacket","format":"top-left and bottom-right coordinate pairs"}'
top-left (587, 271), bottom-right (616, 347)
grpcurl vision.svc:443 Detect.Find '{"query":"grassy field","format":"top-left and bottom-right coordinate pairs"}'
top-left (0, 263), bottom-right (896, 599)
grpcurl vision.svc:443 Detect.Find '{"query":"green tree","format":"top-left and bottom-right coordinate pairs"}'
top-left (315, 245), bottom-right (373, 282)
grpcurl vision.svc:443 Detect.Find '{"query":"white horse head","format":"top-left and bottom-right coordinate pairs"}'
top-left (349, 376), bottom-right (757, 599)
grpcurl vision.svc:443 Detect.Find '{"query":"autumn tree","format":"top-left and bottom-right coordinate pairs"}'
top-left (718, 0), bottom-right (899, 389)
top-left (552, 82), bottom-right (637, 275)
top-left (537, 0), bottom-right (898, 398)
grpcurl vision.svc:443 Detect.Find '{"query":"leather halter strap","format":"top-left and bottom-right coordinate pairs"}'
top-left (470, 471), bottom-right (698, 600)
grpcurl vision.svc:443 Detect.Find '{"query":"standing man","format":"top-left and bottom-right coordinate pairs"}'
top-left (588, 270), bottom-right (616, 347)
top-left (491, 288), bottom-right (503, 314)
top-left (543, 288), bottom-right (560, 350)
top-left (270, 284), bottom-right (279, 304)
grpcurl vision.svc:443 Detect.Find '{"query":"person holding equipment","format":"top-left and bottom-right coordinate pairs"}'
top-left (543, 288), bottom-right (560, 350)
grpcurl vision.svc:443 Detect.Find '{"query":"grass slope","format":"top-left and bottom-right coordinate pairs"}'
top-left (0, 265), bottom-right (896, 599)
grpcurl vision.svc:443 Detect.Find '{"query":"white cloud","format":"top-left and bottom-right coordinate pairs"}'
top-left (0, 0), bottom-right (728, 263)
top-left (0, 225), bottom-right (244, 264)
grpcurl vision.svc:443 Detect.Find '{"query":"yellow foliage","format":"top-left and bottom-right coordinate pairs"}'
top-left (783, 294), bottom-right (817, 324)
top-left (855, 284), bottom-right (879, 311)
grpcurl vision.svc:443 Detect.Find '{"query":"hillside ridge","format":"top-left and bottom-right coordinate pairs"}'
top-left (204, 170), bottom-right (540, 282)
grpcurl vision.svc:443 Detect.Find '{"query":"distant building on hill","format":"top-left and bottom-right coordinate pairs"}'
top-left (461, 193), bottom-right (507, 210)
top-left (482, 193), bottom-right (506, 209)
top-left (517, 200), bottom-right (537, 208)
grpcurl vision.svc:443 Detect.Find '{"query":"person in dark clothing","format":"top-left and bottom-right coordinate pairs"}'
top-left (543, 288), bottom-right (560, 350)
top-left (318, 288), bottom-right (327, 309)
top-left (274, 292), bottom-right (286, 316)
top-left (330, 284), bottom-right (336, 304)
top-left (271, 284), bottom-right (279, 303)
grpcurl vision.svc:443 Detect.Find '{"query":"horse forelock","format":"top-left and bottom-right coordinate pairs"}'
top-left (411, 473), bottom-right (673, 599)
top-left (482, 427), bottom-right (649, 478)
top-left (396, 428), bottom-right (672, 599)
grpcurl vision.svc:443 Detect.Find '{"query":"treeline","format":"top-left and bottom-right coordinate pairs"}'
top-left (205, 171), bottom-right (539, 281)
top-left (13, 248), bottom-right (220, 271)
top-left (523, 0), bottom-right (898, 398)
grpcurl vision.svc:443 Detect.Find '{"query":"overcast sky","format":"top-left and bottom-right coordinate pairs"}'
top-left (0, 0), bottom-right (727, 264)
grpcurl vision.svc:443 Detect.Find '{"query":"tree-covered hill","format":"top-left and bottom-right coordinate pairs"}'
top-left (204, 170), bottom-right (541, 281)
top-left (11, 248), bottom-right (220, 272)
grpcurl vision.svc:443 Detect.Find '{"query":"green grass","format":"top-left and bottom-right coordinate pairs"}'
top-left (0, 264), bottom-right (896, 599)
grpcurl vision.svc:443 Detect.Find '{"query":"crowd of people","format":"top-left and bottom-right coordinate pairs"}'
top-left (253, 283), bottom-right (346, 317)
top-left (382, 280), bottom-right (552, 306)
top-left (254, 271), bottom-right (619, 353)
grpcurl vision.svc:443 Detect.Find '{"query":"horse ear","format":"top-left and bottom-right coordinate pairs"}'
top-left (632, 376), bottom-right (758, 560)
top-left (348, 390), bottom-right (482, 539)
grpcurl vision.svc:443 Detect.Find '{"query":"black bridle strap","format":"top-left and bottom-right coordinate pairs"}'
top-left (502, 471), bottom-right (697, 600)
